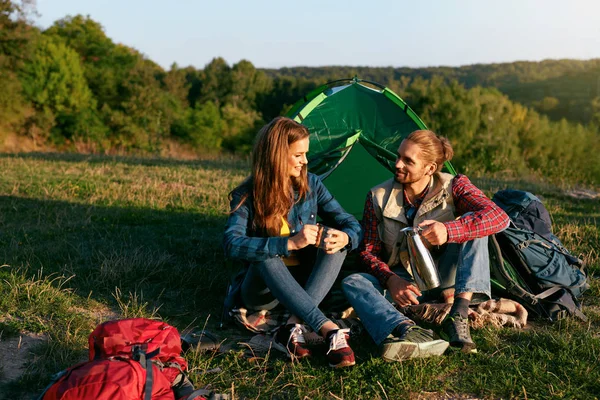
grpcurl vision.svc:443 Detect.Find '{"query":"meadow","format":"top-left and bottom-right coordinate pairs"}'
top-left (0, 152), bottom-right (598, 399)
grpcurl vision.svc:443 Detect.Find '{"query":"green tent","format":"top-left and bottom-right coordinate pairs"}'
top-left (286, 77), bottom-right (456, 220)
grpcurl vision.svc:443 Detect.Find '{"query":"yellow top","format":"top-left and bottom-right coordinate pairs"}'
top-left (280, 217), bottom-right (291, 236)
top-left (280, 217), bottom-right (300, 266)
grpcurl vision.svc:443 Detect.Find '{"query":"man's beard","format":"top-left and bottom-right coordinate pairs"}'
top-left (394, 169), bottom-right (427, 184)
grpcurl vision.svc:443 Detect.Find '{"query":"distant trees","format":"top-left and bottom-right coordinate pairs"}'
top-left (402, 76), bottom-right (600, 184)
top-left (0, 0), bottom-right (37, 133)
top-left (267, 60), bottom-right (600, 125)
top-left (0, 1), bottom-right (599, 184)
top-left (44, 15), bottom-right (139, 112)
top-left (20, 35), bottom-right (96, 141)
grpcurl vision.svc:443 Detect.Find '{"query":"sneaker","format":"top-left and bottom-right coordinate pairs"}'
top-left (441, 315), bottom-right (477, 353)
top-left (325, 329), bottom-right (355, 368)
top-left (381, 325), bottom-right (449, 362)
top-left (273, 323), bottom-right (311, 359)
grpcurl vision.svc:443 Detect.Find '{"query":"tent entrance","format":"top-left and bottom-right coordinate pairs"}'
top-left (321, 139), bottom-right (393, 220)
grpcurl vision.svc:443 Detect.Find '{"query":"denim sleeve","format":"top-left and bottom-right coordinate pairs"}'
top-left (222, 191), bottom-right (289, 261)
top-left (312, 174), bottom-right (363, 251)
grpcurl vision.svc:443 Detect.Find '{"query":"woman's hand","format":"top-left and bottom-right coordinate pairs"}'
top-left (386, 274), bottom-right (422, 307)
top-left (320, 229), bottom-right (349, 254)
top-left (287, 224), bottom-right (319, 251)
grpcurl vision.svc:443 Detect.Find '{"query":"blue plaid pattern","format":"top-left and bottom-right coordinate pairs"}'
top-left (223, 173), bottom-right (362, 262)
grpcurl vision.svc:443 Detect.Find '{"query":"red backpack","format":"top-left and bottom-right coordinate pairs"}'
top-left (39, 318), bottom-right (204, 400)
top-left (40, 358), bottom-right (176, 400)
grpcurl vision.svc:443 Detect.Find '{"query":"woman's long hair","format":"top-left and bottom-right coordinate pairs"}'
top-left (231, 117), bottom-right (310, 235)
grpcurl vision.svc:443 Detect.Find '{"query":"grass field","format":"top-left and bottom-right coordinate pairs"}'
top-left (0, 152), bottom-right (598, 399)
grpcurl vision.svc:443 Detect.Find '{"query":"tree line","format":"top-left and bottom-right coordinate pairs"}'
top-left (1, 1), bottom-right (599, 184)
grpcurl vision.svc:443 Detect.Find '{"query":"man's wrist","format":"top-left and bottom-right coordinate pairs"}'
top-left (383, 272), bottom-right (397, 288)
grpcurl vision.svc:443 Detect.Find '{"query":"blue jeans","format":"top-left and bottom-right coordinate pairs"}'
top-left (342, 237), bottom-right (490, 345)
top-left (241, 248), bottom-right (346, 333)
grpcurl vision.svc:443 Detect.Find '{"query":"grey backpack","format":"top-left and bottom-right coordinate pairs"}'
top-left (489, 190), bottom-right (589, 322)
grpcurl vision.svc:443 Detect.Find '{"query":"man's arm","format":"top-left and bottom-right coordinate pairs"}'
top-left (358, 193), bottom-right (395, 286)
top-left (444, 174), bottom-right (510, 243)
top-left (360, 193), bottom-right (421, 305)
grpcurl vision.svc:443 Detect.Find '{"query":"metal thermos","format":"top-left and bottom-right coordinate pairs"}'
top-left (400, 227), bottom-right (441, 291)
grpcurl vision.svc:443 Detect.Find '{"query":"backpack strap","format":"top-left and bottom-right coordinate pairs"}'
top-left (534, 287), bottom-right (588, 322)
top-left (515, 228), bottom-right (585, 269)
top-left (36, 369), bottom-right (69, 400)
top-left (132, 345), bottom-right (161, 400)
top-left (533, 286), bottom-right (563, 300)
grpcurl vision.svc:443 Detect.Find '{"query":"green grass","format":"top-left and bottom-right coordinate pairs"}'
top-left (0, 152), bottom-right (598, 399)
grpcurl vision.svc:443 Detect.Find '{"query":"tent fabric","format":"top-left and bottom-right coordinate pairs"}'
top-left (287, 78), bottom-right (456, 220)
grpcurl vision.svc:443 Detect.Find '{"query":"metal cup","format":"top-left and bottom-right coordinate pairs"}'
top-left (316, 225), bottom-right (333, 249)
top-left (400, 227), bottom-right (441, 291)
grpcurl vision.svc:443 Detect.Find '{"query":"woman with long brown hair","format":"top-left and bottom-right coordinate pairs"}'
top-left (223, 117), bottom-right (362, 368)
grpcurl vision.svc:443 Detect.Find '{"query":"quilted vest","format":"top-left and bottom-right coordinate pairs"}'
top-left (370, 172), bottom-right (456, 270)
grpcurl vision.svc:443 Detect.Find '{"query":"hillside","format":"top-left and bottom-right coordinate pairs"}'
top-left (264, 59), bottom-right (600, 124)
top-left (0, 153), bottom-right (598, 399)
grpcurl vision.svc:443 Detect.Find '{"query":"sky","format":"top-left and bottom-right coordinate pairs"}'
top-left (34, 0), bottom-right (600, 70)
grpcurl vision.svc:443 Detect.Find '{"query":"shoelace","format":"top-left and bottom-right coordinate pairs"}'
top-left (288, 324), bottom-right (306, 347)
top-left (449, 316), bottom-right (470, 338)
top-left (327, 328), bottom-right (350, 354)
top-left (404, 326), bottom-right (434, 343)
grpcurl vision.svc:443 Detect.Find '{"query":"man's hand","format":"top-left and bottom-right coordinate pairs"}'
top-left (319, 228), bottom-right (349, 254)
top-left (419, 220), bottom-right (448, 246)
top-left (288, 224), bottom-right (319, 251)
top-left (387, 274), bottom-right (422, 307)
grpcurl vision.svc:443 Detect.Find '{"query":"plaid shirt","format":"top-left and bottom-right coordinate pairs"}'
top-left (359, 174), bottom-right (509, 285)
top-left (223, 173), bottom-right (362, 262)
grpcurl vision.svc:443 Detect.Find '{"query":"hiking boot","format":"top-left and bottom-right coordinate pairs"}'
top-left (381, 325), bottom-right (449, 362)
top-left (441, 315), bottom-right (477, 353)
top-left (273, 323), bottom-right (311, 360)
top-left (325, 329), bottom-right (355, 368)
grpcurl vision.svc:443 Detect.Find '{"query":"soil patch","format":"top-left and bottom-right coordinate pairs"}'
top-left (0, 332), bottom-right (46, 398)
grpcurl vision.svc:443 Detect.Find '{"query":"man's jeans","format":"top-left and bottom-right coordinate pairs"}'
top-left (241, 249), bottom-right (346, 333)
top-left (342, 237), bottom-right (490, 345)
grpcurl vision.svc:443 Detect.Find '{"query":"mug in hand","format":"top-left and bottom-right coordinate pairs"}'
top-left (316, 225), bottom-right (333, 249)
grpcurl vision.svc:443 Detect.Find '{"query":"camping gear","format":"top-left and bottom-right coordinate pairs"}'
top-left (492, 189), bottom-right (584, 267)
top-left (39, 318), bottom-right (199, 400)
top-left (39, 358), bottom-right (178, 400)
top-left (489, 190), bottom-right (589, 322)
top-left (180, 330), bottom-right (221, 353)
top-left (287, 77), bottom-right (456, 220)
top-left (402, 298), bottom-right (528, 329)
top-left (492, 189), bottom-right (554, 240)
top-left (401, 226), bottom-right (441, 291)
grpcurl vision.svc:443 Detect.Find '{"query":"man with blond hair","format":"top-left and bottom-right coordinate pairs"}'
top-left (342, 130), bottom-right (509, 361)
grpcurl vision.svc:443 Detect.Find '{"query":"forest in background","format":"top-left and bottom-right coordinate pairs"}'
top-left (1, 0), bottom-right (600, 185)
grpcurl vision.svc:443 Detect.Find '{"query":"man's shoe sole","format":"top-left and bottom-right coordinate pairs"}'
top-left (381, 339), bottom-right (449, 362)
top-left (450, 340), bottom-right (477, 354)
top-left (329, 359), bottom-right (356, 368)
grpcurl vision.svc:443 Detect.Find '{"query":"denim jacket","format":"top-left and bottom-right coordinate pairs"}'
top-left (223, 173), bottom-right (362, 262)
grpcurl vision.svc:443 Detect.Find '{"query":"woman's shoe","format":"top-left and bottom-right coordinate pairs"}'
top-left (273, 323), bottom-right (312, 360)
top-left (325, 329), bottom-right (355, 368)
